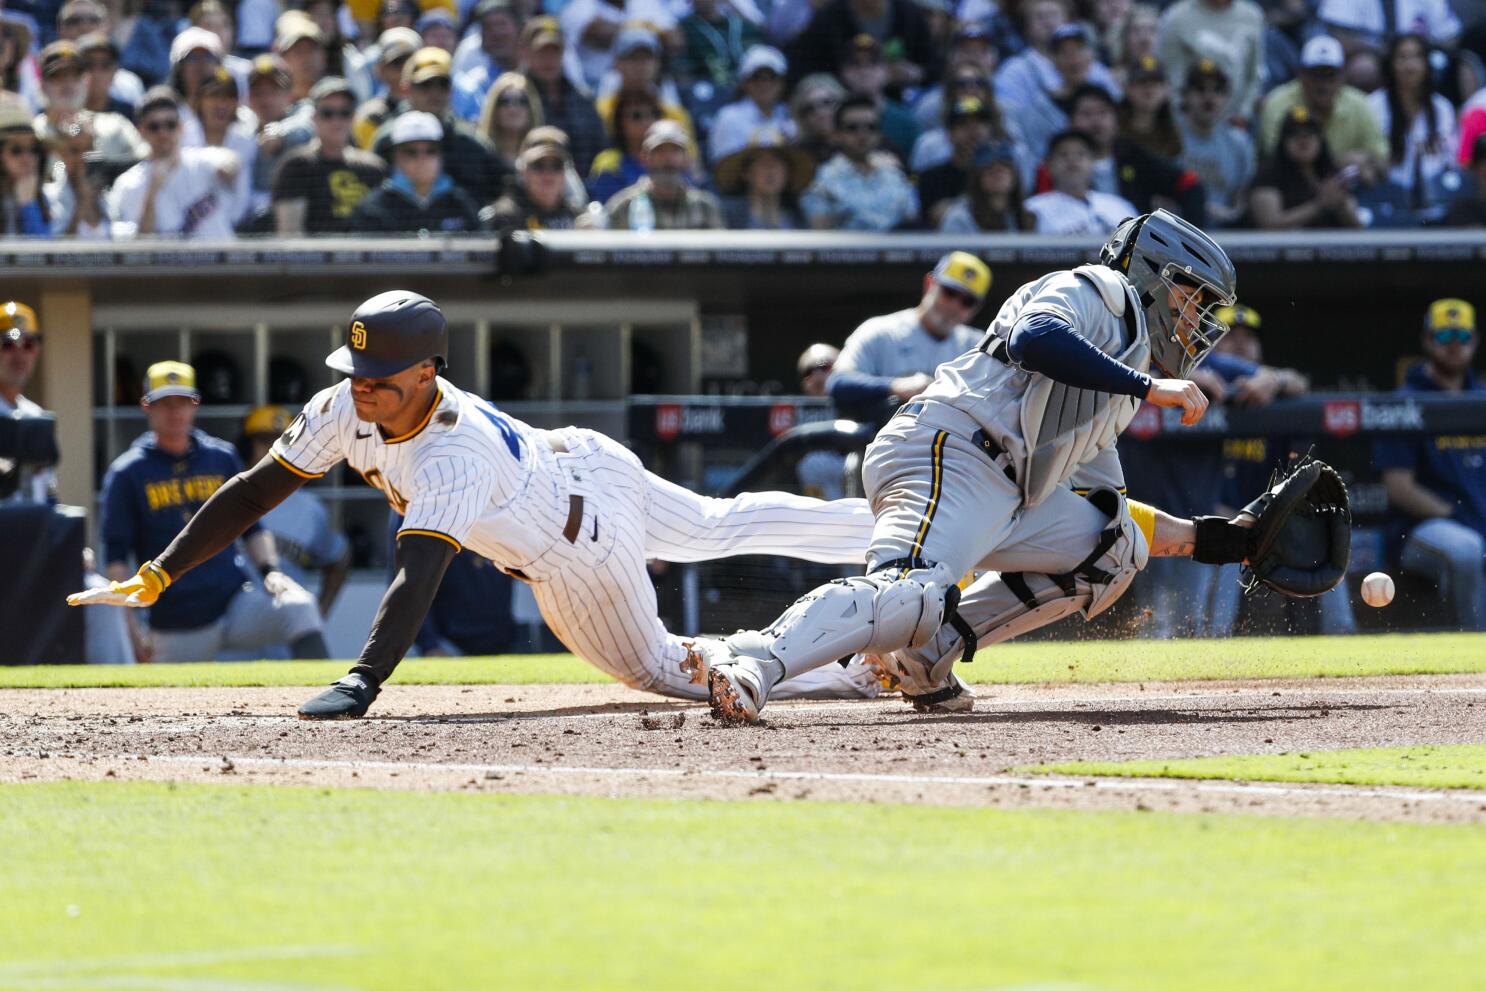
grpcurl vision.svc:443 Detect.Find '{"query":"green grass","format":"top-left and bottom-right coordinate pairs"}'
top-left (2, 632), bottom-right (1483, 689)
top-left (1029, 744), bottom-right (1486, 791)
top-left (3, 782), bottom-right (1485, 991)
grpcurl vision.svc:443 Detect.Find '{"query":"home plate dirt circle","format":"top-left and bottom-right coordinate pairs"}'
top-left (3, 676), bottom-right (1485, 823)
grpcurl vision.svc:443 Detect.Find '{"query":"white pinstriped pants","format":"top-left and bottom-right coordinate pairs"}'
top-left (526, 428), bottom-right (881, 700)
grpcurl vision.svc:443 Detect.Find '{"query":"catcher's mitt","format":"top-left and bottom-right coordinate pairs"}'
top-left (1193, 456), bottom-right (1351, 597)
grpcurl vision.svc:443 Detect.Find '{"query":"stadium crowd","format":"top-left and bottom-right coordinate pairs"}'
top-left (0, 0), bottom-right (1480, 237)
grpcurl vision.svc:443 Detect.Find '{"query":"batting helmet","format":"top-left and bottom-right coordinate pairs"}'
top-left (326, 290), bottom-right (447, 378)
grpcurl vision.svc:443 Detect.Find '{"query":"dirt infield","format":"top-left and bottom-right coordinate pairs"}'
top-left (3, 675), bottom-right (1485, 822)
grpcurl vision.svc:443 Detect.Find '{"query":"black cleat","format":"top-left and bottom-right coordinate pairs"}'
top-left (298, 674), bottom-right (379, 720)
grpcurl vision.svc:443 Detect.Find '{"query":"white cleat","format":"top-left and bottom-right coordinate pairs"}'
top-left (906, 674), bottom-right (977, 714)
top-left (707, 658), bottom-right (770, 725)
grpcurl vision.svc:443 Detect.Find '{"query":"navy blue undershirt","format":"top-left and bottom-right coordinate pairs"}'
top-left (1006, 313), bottom-right (1153, 398)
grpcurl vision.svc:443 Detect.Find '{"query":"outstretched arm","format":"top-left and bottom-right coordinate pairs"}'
top-left (346, 534), bottom-right (457, 687)
top-left (1130, 499), bottom-right (1253, 560)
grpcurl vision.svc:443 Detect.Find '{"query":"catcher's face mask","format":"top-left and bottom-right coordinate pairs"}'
top-left (1159, 267), bottom-right (1232, 376)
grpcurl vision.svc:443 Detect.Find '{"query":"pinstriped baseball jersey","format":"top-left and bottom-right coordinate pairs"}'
top-left (271, 377), bottom-right (570, 574)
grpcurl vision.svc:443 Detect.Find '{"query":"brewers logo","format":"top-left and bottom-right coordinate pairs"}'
top-left (351, 321), bottom-right (367, 350)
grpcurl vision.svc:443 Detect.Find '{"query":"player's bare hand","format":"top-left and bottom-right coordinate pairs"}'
top-left (1231, 367), bottom-right (1281, 407)
top-left (66, 563), bottom-right (168, 608)
top-left (1145, 378), bottom-right (1209, 425)
top-left (891, 372), bottom-right (933, 402)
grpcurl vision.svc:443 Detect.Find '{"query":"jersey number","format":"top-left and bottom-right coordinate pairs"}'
top-left (474, 399), bottom-right (523, 459)
top-left (362, 467), bottom-right (408, 514)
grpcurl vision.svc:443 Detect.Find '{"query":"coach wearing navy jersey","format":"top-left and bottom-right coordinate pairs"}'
top-left (98, 361), bottom-right (329, 662)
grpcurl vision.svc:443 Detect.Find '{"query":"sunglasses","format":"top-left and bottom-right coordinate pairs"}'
top-left (3, 143), bottom-right (40, 158)
top-left (397, 144), bottom-right (441, 158)
top-left (525, 157), bottom-right (563, 172)
top-left (1431, 327), bottom-right (1474, 345)
top-left (840, 120), bottom-right (879, 133)
top-left (1, 332), bottom-right (39, 351)
top-left (937, 284), bottom-right (979, 308)
top-left (62, 14), bottom-right (103, 27)
top-left (316, 105), bottom-right (354, 119)
top-left (142, 117), bottom-right (180, 133)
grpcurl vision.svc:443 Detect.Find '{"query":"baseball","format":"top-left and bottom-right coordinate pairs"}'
top-left (1361, 572), bottom-right (1395, 608)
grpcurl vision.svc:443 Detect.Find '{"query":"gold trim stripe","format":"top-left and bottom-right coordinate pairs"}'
top-left (384, 387), bottom-right (442, 444)
top-left (398, 528), bottom-right (463, 552)
top-left (271, 451), bottom-right (326, 479)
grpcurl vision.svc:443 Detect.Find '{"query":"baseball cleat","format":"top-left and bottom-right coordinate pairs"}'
top-left (707, 658), bottom-right (769, 725)
top-left (679, 640), bottom-right (712, 686)
top-left (298, 673), bottom-right (379, 720)
top-left (905, 674), bottom-right (976, 714)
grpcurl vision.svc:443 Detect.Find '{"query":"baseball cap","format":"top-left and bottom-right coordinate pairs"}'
top-left (948, 95), bottom-right (992, 124)
top-left (843, 33), bottom-right (881, 60)
top-left (378, 26), bottom-right (422, 65)
top-left (403, 46), bottom-right (452, 85)
top-left (970, 139), bottom-right (1016, 169)
top-left (1215, 304), bottom-right (1261, 332)
top-left (931, 251), bottom-right (992, 303)
top-left (517, 125), bottom-right (570, 167)
top-left (0, 301), bottom-right (39, 337)
top-left (641, 118), bottom-right (688, 153)
top-left (1185, 57), bottom-right (1229, 89)
top-left (309, 75), bottom-right (353, 104)
top-left (170, 25), bottom-right (223, 65)
top-left (796, 343), bottom-right (839, 377)
top-left (521, 16), bottom-right (562, 50)
top-left (77, 32), bottom-right (119, 59)
top-left (274, 12), bottom-right (324, 53)
top-left (1426, 298), bottom-right (1475, 333)
top-left (248, 53), bottom-right (292, 89)
top-left (135, 85), bottom-right (178, 119)
top-left (198, 64), bottom-right (238, 98)
top-left (390, 109), bottom-right (443, 146)
top-left (739, 45), bottom-right (786, 79)
top-left (40, 40), bottom-right (83, 77)
top-left (1301, 35), bottom-right (1344, 70)
top-left (415, 6), bottom-right (456, 32)
top-left (1130, 54), bottom-right (1164, 82)
top-left (953, 22), bottom-right (992, 44)
top-left (474, 0), bottom-right (513, 17)
top-left (143, 361), bottom-right (200, 404)
top-left (1279, 104), bottom-right (1322, 135)
top-left (1050, 23), bottom-right (1090, 47)
top-left (614, 26), bottom-right (660, 58)
top-left (244, 405), bottom-right (293, 437)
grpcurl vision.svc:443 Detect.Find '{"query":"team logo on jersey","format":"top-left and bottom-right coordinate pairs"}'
top-left (351, 321), bottom-right (367, 351)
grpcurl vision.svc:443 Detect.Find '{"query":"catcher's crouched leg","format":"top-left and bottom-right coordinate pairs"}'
top-left (883, 489), bottom-right (1149, 711)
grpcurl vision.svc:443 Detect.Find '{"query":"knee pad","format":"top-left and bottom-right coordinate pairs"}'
top-left (769, 563), bottom-right (956, 668)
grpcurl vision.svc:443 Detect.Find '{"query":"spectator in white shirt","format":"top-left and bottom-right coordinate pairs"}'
top-left (189, 66), bottom-right (256, 224)
top-left (1024, 127), bottom-right (1137, 233)
top-left (1367, 32), bottom-right (1460, 201)
top-left (108, 87), bottom-right (240, 239)
top-left (708, 44), bottom-right (795, 162)
top-left (44, 113), bottom-right (112, 238)
top-left (34, 40), bottom-right (144, 166)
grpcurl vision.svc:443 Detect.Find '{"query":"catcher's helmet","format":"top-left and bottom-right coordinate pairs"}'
top-left (326, 290), bottom-right (447, 378)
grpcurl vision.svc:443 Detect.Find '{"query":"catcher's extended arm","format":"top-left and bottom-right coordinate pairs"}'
top-left (1190, 456), bottom-right (1352, 597)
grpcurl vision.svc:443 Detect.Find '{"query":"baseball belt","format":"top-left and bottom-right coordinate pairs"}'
top-left (895, 400), bottom-right (1016, 484)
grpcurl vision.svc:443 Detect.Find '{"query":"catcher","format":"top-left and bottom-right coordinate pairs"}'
top-left (702, 209), bottom-right (1351, 723)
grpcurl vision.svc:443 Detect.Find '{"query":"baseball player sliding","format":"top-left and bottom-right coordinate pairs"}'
top-left (703, 210), bottom-right (1350, 723)
top-left (69, 290), bottom-right (883, 718)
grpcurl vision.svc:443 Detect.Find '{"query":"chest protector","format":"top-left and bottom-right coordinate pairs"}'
top-left (1016, 266), bottom-right (1151, 508)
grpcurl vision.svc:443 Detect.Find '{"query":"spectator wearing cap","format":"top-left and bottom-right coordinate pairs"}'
top-left (1155, 0), bottom-right (1265, 126)
top-left (246, 54), bottom-right (307, 215)
top-left (36, 39), bottom-right (145, 163)
top-left (1024, 128), bottom-right (1136, 233)
top-left (828, 251), bottom-right (990, 424)
top-left (188, 1), bottom-right (254, 95)
top-left (44, 112), bottom-right (113, 237)
top-left (451, 0), bottom-right (522, 121)
top-left (1366, 33), bottom-right (1459, 204)
top-left (0, 305), bottom-right (54, 505)
top-left (518, 17), bottom-right (605, 175)
top-left (789, 72), bottom-right (846, 163)
top-left (1375, 299), bottom-right (1486, 632)
top-left (676, 0), bottom-right (764, 94)
top-left (1259, 36), bottom-right (1388, 179)
top-left (708, 45), bottom-right (795, 163)
top-left (715, 127), bottom-right (813, 229)
top-left (1442, 133), bottom-right (1486, 226)
top-left (800, 94), bottom-right (917, 230)
top-left (77, 32), bottom-right (137, 119)
top-left (559, 0), bottom-right (680, 94)
top-left (909, 61), bottom-right (1028, 176)
top-left (588, 85), bottom-right (662, 203)
top-left (1060, 82), bottom-right (1206, 223)
top-left (100, 360), bottom-right (329, 664)
top-left (1177, 58), bottom-right (1255, 226)
top-left (484, 126), bottom-right (587, 229)
top-left (788, 0), bottom-right (939, 93)
top-left (994, 0), bottom-right (1120, 142)
top-left (478, 71), bottom-right (543, 172)
top-left (298, 0), bottom-right (374, 101)
top-left (166, 26), bottom-right (226, 144)
top-left (273, 77), bottom-right (386, 234)
top-left (351, 110), bottom-right (481, 232)
top-left (605, 118), bottom-right (724, 229)
top-left (594, 26), bottom-right (695, 140)
top-left (917, 95), bottom-right (996, 226)
top-left (417, 6), bottom-right (459, 53)
top-left (1248, 104), bottom-right (1362, 228)
top-left (274, 12), bottom-right (328, 104)
top-left (1316, 0), bottom-right (1461, 69)
top-left (62, 0), bottom-right (168, 92)
top-left (1118, 55), bottom-right (1181, 159)
top-left (835, 33), bottom-right (920, 162)
top-left (938, 139), bottom-right (1034, 231)
top-left (798, 342), bottom-right (838, 399)
top-left (909, 23), bottom-right (1000, 131)
top-left (371, 46), bottom-right (510, 204)
top-left (0, 107), bottom-right (51, 235)
top-left (354, 27), bottom-right (421, 147)
top-left (108, 86), bottom-right (241, 239)
top-left (191, 65), bottom-right (256, 223)
top-left (379, 0), bottom-right (421, 34)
